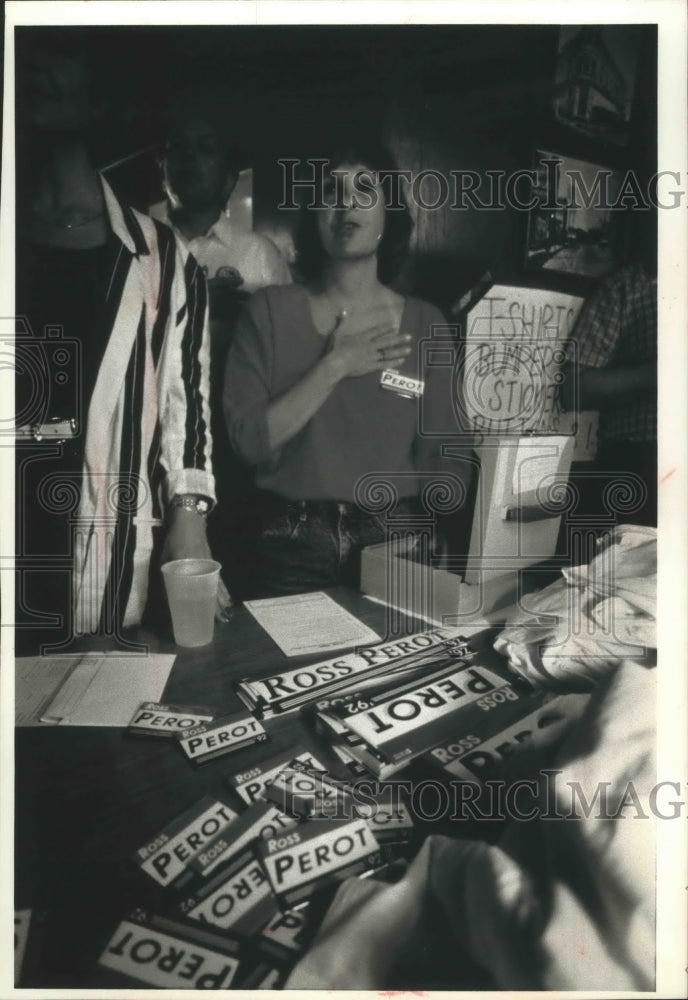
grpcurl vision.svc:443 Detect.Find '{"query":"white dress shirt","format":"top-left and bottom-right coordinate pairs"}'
top-left (149, 201), bottom-right (292, 293)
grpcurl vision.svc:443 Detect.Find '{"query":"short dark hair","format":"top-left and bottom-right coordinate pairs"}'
top-left (295, 141), bottom-right (413, 287)
top-left (161, 102), bottom-right (242, 177)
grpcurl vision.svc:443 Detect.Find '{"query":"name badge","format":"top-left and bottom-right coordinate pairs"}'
top-left (133, 796), bottom-right (238, 887)
top-left (128, 702), bottom-right (214, 738)
top-left (98, 911), bottom-right (241, 989)
top-left (227, 749), bottom-right (327, 806)
top-left (181, 855), bottom-right (277, 934)
top-left (380, 370), bottom-right (424, 398)
top-left (259, 818), bottom-right (381, 907)
top-left (178, 712), bottom-right (269, 764)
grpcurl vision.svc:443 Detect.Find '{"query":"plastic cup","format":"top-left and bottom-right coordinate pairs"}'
top-left (161, 558), bottom-right (221, 647)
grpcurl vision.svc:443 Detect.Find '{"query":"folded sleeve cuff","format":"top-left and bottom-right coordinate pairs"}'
top-left (166, 469), bottom-right (217, 507)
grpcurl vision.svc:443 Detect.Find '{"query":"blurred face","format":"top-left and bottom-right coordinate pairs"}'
top-left (17, 46), bottom-right (91, 134)
top-left (163, 120), bottom-right (235, 211)
top-left (317, 161), bottom-right (386, 264)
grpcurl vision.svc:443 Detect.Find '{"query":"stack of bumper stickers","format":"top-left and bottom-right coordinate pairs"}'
top-left (99, 746), bottom-right (415, 989)
top-left (96, 628), bottom-right (587, 988)
top-left (234, 627), bottom-right (475, 718)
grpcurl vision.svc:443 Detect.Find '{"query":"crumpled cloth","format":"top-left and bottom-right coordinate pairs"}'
top-left (493, 525), bottom-right (656, 691)
top-left (286, 658), bottom-right (655, 991)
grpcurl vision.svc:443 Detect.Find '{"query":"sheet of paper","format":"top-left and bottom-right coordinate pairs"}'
top-left (14, 655), bottom-right (100, 727)
top-left (511, 435), bottom-right (572, 496)
top-left (243, 591), bottom-right (380, 657)
top-left (39, 656), bottom-right (104, 724)
top-left (15, 653), bottom-right (174, 726)
top-left (38, 653), bottom-right (176, 727)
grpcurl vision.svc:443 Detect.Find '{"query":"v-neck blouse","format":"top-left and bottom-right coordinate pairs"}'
top-left (224, 283), bottom-right (464, 503)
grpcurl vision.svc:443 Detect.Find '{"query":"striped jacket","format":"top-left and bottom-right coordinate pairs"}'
top-left (72, 177), bottom-right (214, 633)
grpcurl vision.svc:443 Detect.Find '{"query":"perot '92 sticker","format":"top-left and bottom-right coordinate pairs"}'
top-left (240, 627), bottom-right (462, 712)
top-left (227, 748), bottom-right (327, 806)
top-left (133, 797), bottom-right (238, 887)
top-left (258, 818), bottom-right (381, 906)
top-left (263, 761), bottom-right (355, 819)
top-left (354, 788), bottom-right (415, 844)
top-left (98, 911), bottom-right (241, 989)
top-left (379, 369), bottom-right (425, 398)
top-left (128, 702), bottom-right (214, 738)
top-left (343, 666), bottom-right (514, 759)
top-left (181, 854), bottom-right (277, 934)
top-left (177, 712), bottom-right (269, 764)
top-left (425, 694), bottom-right (588, 781)
top-left (188, 800), bottom-right (298, 879)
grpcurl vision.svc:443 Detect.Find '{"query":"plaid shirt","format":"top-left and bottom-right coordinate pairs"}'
top-left (572, 263), bottom-right (657, 443)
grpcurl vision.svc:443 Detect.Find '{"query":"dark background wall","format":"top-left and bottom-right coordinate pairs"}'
top-left (17, 24), bottom-right (657, 310)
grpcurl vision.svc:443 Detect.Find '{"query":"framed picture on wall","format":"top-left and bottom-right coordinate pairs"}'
top-left (552, 25), bottom-right (642, 147)
top-left (524, 150), bottom-right (626, 279)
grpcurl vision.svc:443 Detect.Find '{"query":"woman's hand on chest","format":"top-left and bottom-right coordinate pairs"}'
top-left (326, 318), bottom-right (412, 380)
top-left (324, 302), bottom-right (412, 381)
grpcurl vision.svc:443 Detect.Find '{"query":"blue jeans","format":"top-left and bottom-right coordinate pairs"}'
top-left (249, 492), bottom-right (418, 598)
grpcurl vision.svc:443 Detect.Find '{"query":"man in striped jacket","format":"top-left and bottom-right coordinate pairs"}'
top-left (14, 34), bottom-right (229, 651)
top-left (72, 178), bottom-right (222, 637)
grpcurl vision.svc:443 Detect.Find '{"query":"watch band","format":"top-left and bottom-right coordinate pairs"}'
top-left (170, 494), bottom-right (211, 517)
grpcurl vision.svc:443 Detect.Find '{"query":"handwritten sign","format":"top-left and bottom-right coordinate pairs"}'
top-left (463, 285), bottom-right (598, 457)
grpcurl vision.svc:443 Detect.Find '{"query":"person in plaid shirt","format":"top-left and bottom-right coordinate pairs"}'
top-left (562, 257), bottom-right (657, 526)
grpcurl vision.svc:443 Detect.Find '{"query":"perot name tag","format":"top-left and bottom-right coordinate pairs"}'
top-left (98, 913), bottom-right (240, 989)
top-left (355, 790), bottom-right (415, 843)
top-left (183, 856), bottom-right (276, 934)
top-left (264, 761), bottom-right (354, 819)
top-left (227, 749), bottom-right (327, 806)
top-left (134, 798), bottom-right (238, 887)
top-left (189, 800), bottom-right (298, 878)
top-left (128, 702), bottom-right (214, 737)
top-left (178, 712), bottom-right (269, 763)
top-left (380, 369), bottom-right (424, 398)
top-left (259, 818), bottom-right (380, 901)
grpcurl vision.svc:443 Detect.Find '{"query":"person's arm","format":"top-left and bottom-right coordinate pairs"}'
top-left (560, 268), bottom-right (656, 413)
top-left (560, 361), bottom-right (656, 412)
top-left (224, 294), bottom-right (413, 463)
top-left (157, 246), bottom-right (215, 503)
top-left (157, 241), bottom-right (231, 611)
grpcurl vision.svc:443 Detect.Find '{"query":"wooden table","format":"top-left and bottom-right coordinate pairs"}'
top-left (16, 588), bottom-right (445, 987)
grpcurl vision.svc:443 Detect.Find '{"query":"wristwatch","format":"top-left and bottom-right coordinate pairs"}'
top-left (170, 494), bottom-right (212, 517)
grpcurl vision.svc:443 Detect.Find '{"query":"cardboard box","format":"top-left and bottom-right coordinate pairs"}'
top-left (361, 435), bottom-right (575, 624)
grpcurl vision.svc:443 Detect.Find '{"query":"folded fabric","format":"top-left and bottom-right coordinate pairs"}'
top-left (494, 525), bottom-right (656, 691)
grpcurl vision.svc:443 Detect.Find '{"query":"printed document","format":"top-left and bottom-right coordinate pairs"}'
top-left (244, 591), bottom-right (380, 657)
